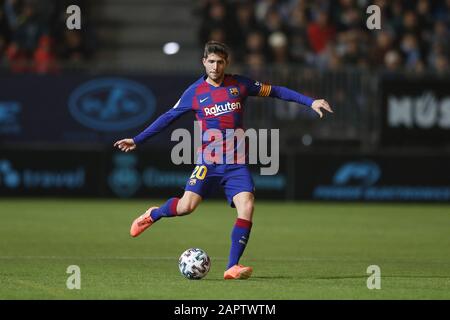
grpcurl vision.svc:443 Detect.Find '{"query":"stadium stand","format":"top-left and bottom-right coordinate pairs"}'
top-left (196, 0), bottom-right (449, 73)
top-left (0, 0), bottom-right (95, 73)
top-left (2, 0), bottom-right (447, 73)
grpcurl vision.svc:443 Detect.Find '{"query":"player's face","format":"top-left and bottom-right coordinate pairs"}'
top-left (203, 53), bottom-right (228, 83)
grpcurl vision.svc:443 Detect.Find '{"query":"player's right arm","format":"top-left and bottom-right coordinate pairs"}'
top-left (114, 88), bottom-right (193, 152)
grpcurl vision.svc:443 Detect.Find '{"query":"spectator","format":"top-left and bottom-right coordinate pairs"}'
top-left (400, 33), bottom-right (422, 68)
top-left (0, 0), bottom-right (95, 73)
top-left (197, 0), bottom-right (449, 73)
top-left (433, 54), bottom-right (449, 75)
top-left (235, 1), bottom-right (258, 40)
top-left (307, 10), bottom-right (336, 54)
top-left (33, 34), bottom-right (58, 73)
top-left (428, 42), bottom-right (448, 70)
top-left (369, 31), bottom-right (394, 67)
top-left (5, 41), bottom-right (28, 72)
top-left (430, 20), bottom-right (449, 49)
top-left (245, 30), bottom-right (267, 56)
top-left (327, 50), bottom-right (343, 71)
top-left (9, 2), bottom-right (46, 54)
top-left (268, 31), bottom-right (290, 64)
top-left (384, 50), bottom-right (402, 72)
top-left (245, 51), bottom-right (266, 77)
top-left (59, 30), bottom-right (89, 64)
top-left (199, 1), bottom-right (229, 46)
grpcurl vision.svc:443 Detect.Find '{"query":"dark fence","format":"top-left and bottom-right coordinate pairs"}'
top-left (239, 67), bottom-right (377, 150)
top-left (0, 148), bottom-right (449, 202)
top-left (1, 70), bottom-right (449, 202)
top-left (380, 75), bottom-right (450, 148)
top-left (0, 73), bottom-right (198, 148)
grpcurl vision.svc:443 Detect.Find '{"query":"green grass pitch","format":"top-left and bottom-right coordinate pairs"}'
top-left (0, 199), bottom-right (449, 299)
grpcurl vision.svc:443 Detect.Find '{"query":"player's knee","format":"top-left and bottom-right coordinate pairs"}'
top-left (238, 204), bottom-right (254, 221)
top-left (236, 198), bottom-right (254, 219)
top-left (185, 202), bottom-right (198, 214)
top-left (177, 199), bottom-right (198, 215)
top-left (177, 192), bottom-right (201, 215)
top-left (243, 200), bottom-right (254, 216)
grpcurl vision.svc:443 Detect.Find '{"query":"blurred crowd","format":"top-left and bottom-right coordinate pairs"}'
top-left (196, 0), bottom-right (450, 74)
top-left (0, 0), bottom-right (95, 73)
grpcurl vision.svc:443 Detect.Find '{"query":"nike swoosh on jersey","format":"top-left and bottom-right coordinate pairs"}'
top-left (212, 110), bottom-right (233, 116)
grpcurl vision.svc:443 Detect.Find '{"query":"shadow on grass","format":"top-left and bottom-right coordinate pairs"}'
top-left (308, 275), bottom-right (450, 280)
top-left (314, 275), bottom-right (367, 280)
top-left (245, 275), bottom-right (296, 280)
top-left (201, 275), bottom-right (295, 281)
top-left (201, 274), bottom-right (450, 281)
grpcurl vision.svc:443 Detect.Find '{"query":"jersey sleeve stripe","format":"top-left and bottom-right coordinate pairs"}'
top-left (258, 85), bottom-right (265, 96)
top-left (259, 84), bottom-right (271, 97)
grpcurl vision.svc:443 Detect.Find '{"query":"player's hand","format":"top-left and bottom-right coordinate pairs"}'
top-left (113, 138), bottom-right (137, 152)
top-left (311, 99), bottom-right (333, 118)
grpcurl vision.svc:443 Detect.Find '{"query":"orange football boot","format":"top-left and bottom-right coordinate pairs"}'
top-left (130, 207), bottom-right (158, 237)
top-left (223, 264), bottom-right (253, 280)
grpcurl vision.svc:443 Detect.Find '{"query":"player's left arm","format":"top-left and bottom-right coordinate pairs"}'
top-left (269, 85), bottom-right (333, 118)
top-left (237, 75), bottom-right (333, 118)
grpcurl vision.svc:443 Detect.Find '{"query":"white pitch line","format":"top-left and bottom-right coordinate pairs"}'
top-left (0, 256), bottom-right (337, 261)
top-left (0, 256), bottom-right (329, 261)
top-left (0, 256), bottom-right (178, 260)
top-left (1, 256), bottom-right (447, 263)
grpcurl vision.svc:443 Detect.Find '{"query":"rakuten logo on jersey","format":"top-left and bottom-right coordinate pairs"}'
top-left (204, 102), bottom-right (241, 117)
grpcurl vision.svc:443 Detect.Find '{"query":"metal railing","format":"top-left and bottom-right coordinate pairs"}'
top-left (233, 65), bottom-right (379, 152)
top-left (2, 62), bottom-right (448, 154)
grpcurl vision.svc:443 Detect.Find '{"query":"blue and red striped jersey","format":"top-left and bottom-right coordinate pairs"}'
top-left (133, 74), bottom-right (271, 143)
top-left (167, 74), bottom-right (271, 131)
top-left (133, 74), bottom-right (313, 163)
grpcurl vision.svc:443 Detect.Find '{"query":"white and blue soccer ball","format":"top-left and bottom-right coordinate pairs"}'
top-left (178, 248), bottom-right (211, 280)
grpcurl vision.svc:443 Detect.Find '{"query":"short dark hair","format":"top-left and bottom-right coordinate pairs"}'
top-left (203, 41), bottom-right (229, 60)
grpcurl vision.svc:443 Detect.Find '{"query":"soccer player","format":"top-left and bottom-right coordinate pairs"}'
top-left (114, 41), bottom-right (333, 280)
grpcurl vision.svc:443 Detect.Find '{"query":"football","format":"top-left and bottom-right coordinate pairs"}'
top-left (178, 248), bottom-right (211, 280)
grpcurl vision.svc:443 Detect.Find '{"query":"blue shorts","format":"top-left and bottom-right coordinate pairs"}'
top-left (184, 163), bottom-right (255, 208)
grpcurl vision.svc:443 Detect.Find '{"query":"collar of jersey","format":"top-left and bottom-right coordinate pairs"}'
top-left (203, 74), bottom-right (227, 88)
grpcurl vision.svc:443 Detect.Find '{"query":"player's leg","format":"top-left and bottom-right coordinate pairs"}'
top-left (223, 191), bottom-right (254, 279)
top-left (129, 191), bottom-right (202, 237)
top-left (222, 165), bottom-right (255, 279)
top-left (153, 191), bottom-right (202, 220)
top-left (130, 164), bottom-right (216, 237)
top-left (233, 191), bottom-right (254, 222)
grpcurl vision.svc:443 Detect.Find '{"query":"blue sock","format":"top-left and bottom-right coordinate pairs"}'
top-left (226, 218), bottom-right (252, 270)
top-left (150, 198), bottom-right (179, 222)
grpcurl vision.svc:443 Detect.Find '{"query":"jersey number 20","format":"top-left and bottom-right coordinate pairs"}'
top-left (190, 165), bottom-right (207, 180)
